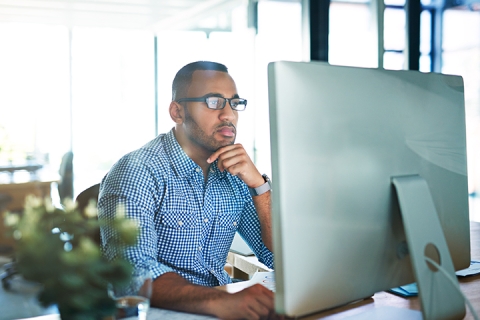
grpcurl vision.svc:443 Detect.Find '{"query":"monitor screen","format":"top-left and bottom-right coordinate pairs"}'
top-left (267, 61), bottom-right (471, 317)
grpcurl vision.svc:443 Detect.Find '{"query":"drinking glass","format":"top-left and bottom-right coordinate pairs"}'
top-left (110, 268), bottom-right (152, 320)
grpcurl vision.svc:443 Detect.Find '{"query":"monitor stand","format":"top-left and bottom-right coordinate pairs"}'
top-left (392, 175), bottom-right (466, 320)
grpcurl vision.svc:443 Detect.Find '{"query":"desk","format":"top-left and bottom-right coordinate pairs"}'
top-left (0, 163), bottom-right (43, 182)
top-left (225, 221), bottom-right (480, 319)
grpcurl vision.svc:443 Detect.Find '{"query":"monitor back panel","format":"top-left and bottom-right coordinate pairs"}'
top-left (267, 61), bottom-right (470, 317)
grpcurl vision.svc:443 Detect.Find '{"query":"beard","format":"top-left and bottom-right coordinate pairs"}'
top-left (183, 107), bottom-right (236, 152)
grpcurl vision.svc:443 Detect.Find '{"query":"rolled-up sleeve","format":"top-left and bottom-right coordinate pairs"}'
top-left (98, 154), bottom-right (174, 280)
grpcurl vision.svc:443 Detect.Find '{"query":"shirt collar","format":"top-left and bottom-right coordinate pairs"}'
top-left (207, 161), bottom-right (227, 180)
top-left (165, 129), bottom-right (227, 180)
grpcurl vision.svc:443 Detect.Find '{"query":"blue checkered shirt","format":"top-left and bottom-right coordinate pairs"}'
top-left (98, 129), bottom-right (274, 286)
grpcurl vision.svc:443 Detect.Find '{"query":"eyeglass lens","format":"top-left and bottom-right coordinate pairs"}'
top-left (205, 97), bottom-right (246, 111)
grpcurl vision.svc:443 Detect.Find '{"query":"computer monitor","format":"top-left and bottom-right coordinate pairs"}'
top-left (267, 61), bottom-right (471, 318)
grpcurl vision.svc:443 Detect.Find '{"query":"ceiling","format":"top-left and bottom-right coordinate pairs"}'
top-left (0, 0), bottom-right (244, 31)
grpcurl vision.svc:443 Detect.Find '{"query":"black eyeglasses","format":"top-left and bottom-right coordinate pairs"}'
top-left (176, 95), bottom-right (247, 111)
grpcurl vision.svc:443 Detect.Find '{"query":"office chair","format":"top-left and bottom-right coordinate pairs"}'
top-left (1, 261), bottom-right (17, 289)
top-left (58, 151), bottom-right (74, 203)
top-left (75, 183), bottom-right (101, 245)
top-left (0, 193), bottom-right (13, 256)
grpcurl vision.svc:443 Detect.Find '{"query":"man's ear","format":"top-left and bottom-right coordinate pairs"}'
top-left (169, 101), bottom-right (184, 124)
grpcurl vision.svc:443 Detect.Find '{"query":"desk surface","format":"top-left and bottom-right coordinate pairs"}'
top-left (0, 163), bottom-right (43, 173)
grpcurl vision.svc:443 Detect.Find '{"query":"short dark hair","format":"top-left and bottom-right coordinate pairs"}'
top-left (172, 61), bottom-right (229, 101)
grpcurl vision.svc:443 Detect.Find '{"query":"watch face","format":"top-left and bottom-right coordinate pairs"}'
top-left (262, 174), bottom-right (271, 185)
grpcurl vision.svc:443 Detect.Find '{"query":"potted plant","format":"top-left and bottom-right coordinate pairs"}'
top-left (3, 195), bottom-right (139, 320)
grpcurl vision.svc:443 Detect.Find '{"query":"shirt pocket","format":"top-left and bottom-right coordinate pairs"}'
top-left (161, 210), bottom-right (196, 229)
top-left (217, 197), bottom-right (244, 231)
top-left (160, 188), bottom-right (196, 229)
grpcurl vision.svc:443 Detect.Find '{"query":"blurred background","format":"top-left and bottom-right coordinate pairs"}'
top-left (0, 0), bottom-right (478, 216)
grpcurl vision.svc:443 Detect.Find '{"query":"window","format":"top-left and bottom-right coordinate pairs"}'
top-left (442, 8), bottom-right (480, 195)
top-left (71, 27), bottom-right (155, 193)
top-left (254, 0), bottom-right (303, 174)
top-left (0, 23), bottom-right (70, 183)
top-left (330, 2), bottom-right (377, 68)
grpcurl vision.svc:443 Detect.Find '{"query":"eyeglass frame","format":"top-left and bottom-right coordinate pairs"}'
top-left (175, 94), bottom-right (247, 111)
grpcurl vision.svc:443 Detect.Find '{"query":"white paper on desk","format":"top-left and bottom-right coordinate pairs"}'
top-left (343, 306), bottom-right (422, 320)
top-left (147, 307), bottom-right (217, 319)
top-left (249, 271), bottom-right (275, 292)
top-left (456, 260), bottom-right (480, 277)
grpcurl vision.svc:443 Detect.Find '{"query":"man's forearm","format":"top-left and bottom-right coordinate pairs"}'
top-left (252, 190), bottom-right (273, 252)
top-left (151, 271), bottom-right (276, 319)
top-left (150, 272), bottom-right (228, 316)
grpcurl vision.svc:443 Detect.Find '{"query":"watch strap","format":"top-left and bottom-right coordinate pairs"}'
top-left (249, 174), bottom-right (271, 196)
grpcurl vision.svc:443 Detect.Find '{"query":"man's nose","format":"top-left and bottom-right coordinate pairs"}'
top-left (219, 101), bottom-right (237, 120)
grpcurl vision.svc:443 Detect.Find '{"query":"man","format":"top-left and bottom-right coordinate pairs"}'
top-left (98, 61), bottom-right (276, 319)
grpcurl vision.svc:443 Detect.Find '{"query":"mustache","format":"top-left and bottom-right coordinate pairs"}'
top-left (215, 122), bottom-right (237, 133)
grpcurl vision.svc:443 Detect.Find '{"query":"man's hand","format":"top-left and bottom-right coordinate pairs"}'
top-left (207, 144), bottom-right (264, 188)
top-left (211, 284), bottom-right (279, 320)
top-left (151, 273), bottom-right (281, 320)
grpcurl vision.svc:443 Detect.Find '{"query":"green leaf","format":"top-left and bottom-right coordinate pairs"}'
top-left (60, 273), bottom-right (85, 289)
top-left (4, 196), bottom-right (138, 317)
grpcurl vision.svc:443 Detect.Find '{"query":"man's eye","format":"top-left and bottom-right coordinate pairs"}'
top-left (207, 97), bottom-right (219, 103)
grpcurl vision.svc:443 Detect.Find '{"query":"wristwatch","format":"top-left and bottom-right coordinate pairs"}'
top-left (249, 174), bottom-right (272, 196)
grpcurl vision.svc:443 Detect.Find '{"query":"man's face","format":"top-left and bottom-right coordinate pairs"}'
top-left (181, 70), bottom-right (239, 153)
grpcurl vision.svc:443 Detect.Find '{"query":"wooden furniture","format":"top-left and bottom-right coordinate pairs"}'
top-left (0, 180), bottom-right (55, 248)
top-left (0, 181), bottom-right (54, 211)
top-left (226, 251), bottom-right (271, 280)
top-left (223, 221), bottom-right (480, 319)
